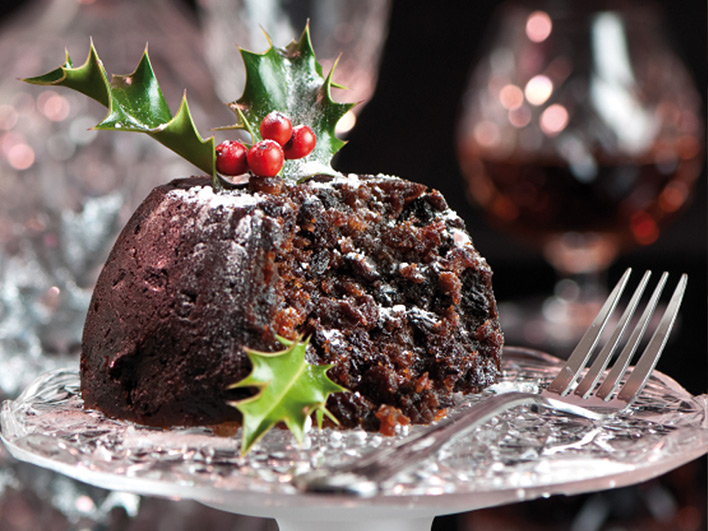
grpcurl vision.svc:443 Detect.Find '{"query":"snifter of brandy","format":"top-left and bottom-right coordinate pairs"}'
top-left (457, 1), bottom-right (703, 348)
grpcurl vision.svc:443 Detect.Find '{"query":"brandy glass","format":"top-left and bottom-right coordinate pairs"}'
top-left (457, 0), bottom-right (703, 349)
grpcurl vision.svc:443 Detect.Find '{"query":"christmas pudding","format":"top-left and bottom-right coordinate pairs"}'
top-left (26, 27), bottom-right (503, 453)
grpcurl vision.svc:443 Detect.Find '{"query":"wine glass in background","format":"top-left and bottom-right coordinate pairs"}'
top-left (196, 0), bottom-right (391, 139)
top-left (456, 0), bottom-right (704, 351)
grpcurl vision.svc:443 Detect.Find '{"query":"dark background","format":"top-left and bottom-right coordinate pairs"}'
top-left (0, 0), bottom-right (705, 529)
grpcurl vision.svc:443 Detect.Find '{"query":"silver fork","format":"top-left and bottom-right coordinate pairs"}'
top-left (293, 268), bottom-right (688, 496)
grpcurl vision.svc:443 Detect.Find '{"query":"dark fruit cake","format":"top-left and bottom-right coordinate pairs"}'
top-left (81, 174), bottom-right (503, 434)
top-left (26, 26), bottom-right (503, 447)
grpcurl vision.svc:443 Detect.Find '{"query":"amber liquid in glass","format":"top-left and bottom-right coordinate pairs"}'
top-left (459, 143), bottom-right (702, 254)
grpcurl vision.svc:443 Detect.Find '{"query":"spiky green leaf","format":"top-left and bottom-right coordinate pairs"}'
top-left (228, 336), bottom-right (346, 455)
top-left (23, 25), bottom-right (355, 184)
top-left (23, 41), bottom-right (215, 178)
top-left (226, 26), bottom-right (356, 179)
top-left (23, 43), bottom-right (110, 107)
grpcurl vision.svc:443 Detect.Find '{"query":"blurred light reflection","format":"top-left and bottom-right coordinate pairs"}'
top-left (589, 12), bottom-right (657, 154)
top-left (1, 132), bottom-right (35, 170)
top-left (525, 75), bottom-right (553, 105)
top-left (38, 90), bottom-right (71, 121)
top-left (7, 142), bottom-right (35, 170)
top-left (0, 105), bottom-right (18, 130)
top-left (509, 105), bottom-right (531, 128)
top-left (630, 211), bottom-right (659, 244)
top-left (539, 104), bottom-right (568, 136)
top-left (473, 120), bottom-right (501, 148)
top-left (526, 11), bottom-right (552, 42)
top-left (335, 109), bottom-right (357, 135)
top-left (658, 181), bottom-right (689, 213)
top-left (500, 84), bottom-right (524, 110)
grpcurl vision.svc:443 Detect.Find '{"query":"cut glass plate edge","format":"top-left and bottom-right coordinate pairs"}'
top-left (1, 346), bottom-right (707, 521)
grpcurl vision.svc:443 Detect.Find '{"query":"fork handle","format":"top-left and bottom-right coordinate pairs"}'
top-left (293, 391), bottom-right (597, 496)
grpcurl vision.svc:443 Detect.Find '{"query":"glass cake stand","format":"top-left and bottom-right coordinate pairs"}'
top-left (1, 347), bottom-right (707, 531)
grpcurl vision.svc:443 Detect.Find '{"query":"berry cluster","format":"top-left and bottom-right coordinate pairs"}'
top-left (215, 111), bottom-right (316, 177)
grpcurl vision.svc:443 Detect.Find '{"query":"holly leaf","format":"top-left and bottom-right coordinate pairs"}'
top-left (228, 335), bottom-right (346, 455)
top-left (23, 40), bottom-right (215, 179)
top-left (225, 25), bottom-right (356, 180)
top-left (22, 25), bottom-right (356, 184)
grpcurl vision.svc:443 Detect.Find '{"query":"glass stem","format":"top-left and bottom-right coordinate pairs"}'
top-left (553, 269), bottom-right (608, 306)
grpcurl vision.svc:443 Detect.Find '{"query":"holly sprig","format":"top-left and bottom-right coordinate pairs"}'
top-left (229, 335), bottom-right (346, 455)
top-left (223, 27), bottom-right (355, 179)
top-left (22, 25), bottom-right (355, 184)
top-left (23, 41), bottom-right (215, 179)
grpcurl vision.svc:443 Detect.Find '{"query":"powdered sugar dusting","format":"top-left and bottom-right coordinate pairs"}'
top-left (306, 172), bottom-right (402, 189)
top-left (233, 214), bottom-right (254, 243)
top-left (451, 228), bottom-right (471, 247)
top-left (319, 328), bottom-right (347, 349)
top-left (166, 185), bottom-right (265, 209)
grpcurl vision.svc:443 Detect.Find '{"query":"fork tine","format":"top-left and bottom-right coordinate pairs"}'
top-left (613, 273), bottom-right (687, 405)
top-left (574, 270), bottom-right (652, 398)
top-left (546, 267), bottom-right (632, 395)
top-left (594, 271), bottom-right (668, 400)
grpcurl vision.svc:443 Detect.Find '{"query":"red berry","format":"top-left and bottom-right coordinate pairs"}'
top-left (283, 125), bottom-right (316, 159)
top-left (247, 140), bottom-right (284, 177)
top-left (215, 140), bottom-right (248, 176)
top-left (260, 111), bottom-right (293, 147)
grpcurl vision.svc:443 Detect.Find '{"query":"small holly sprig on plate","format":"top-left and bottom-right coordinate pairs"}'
top-left (229, 335), bottom-right (346, 456)
top-left (23, 25), bottom-right (355, 185)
